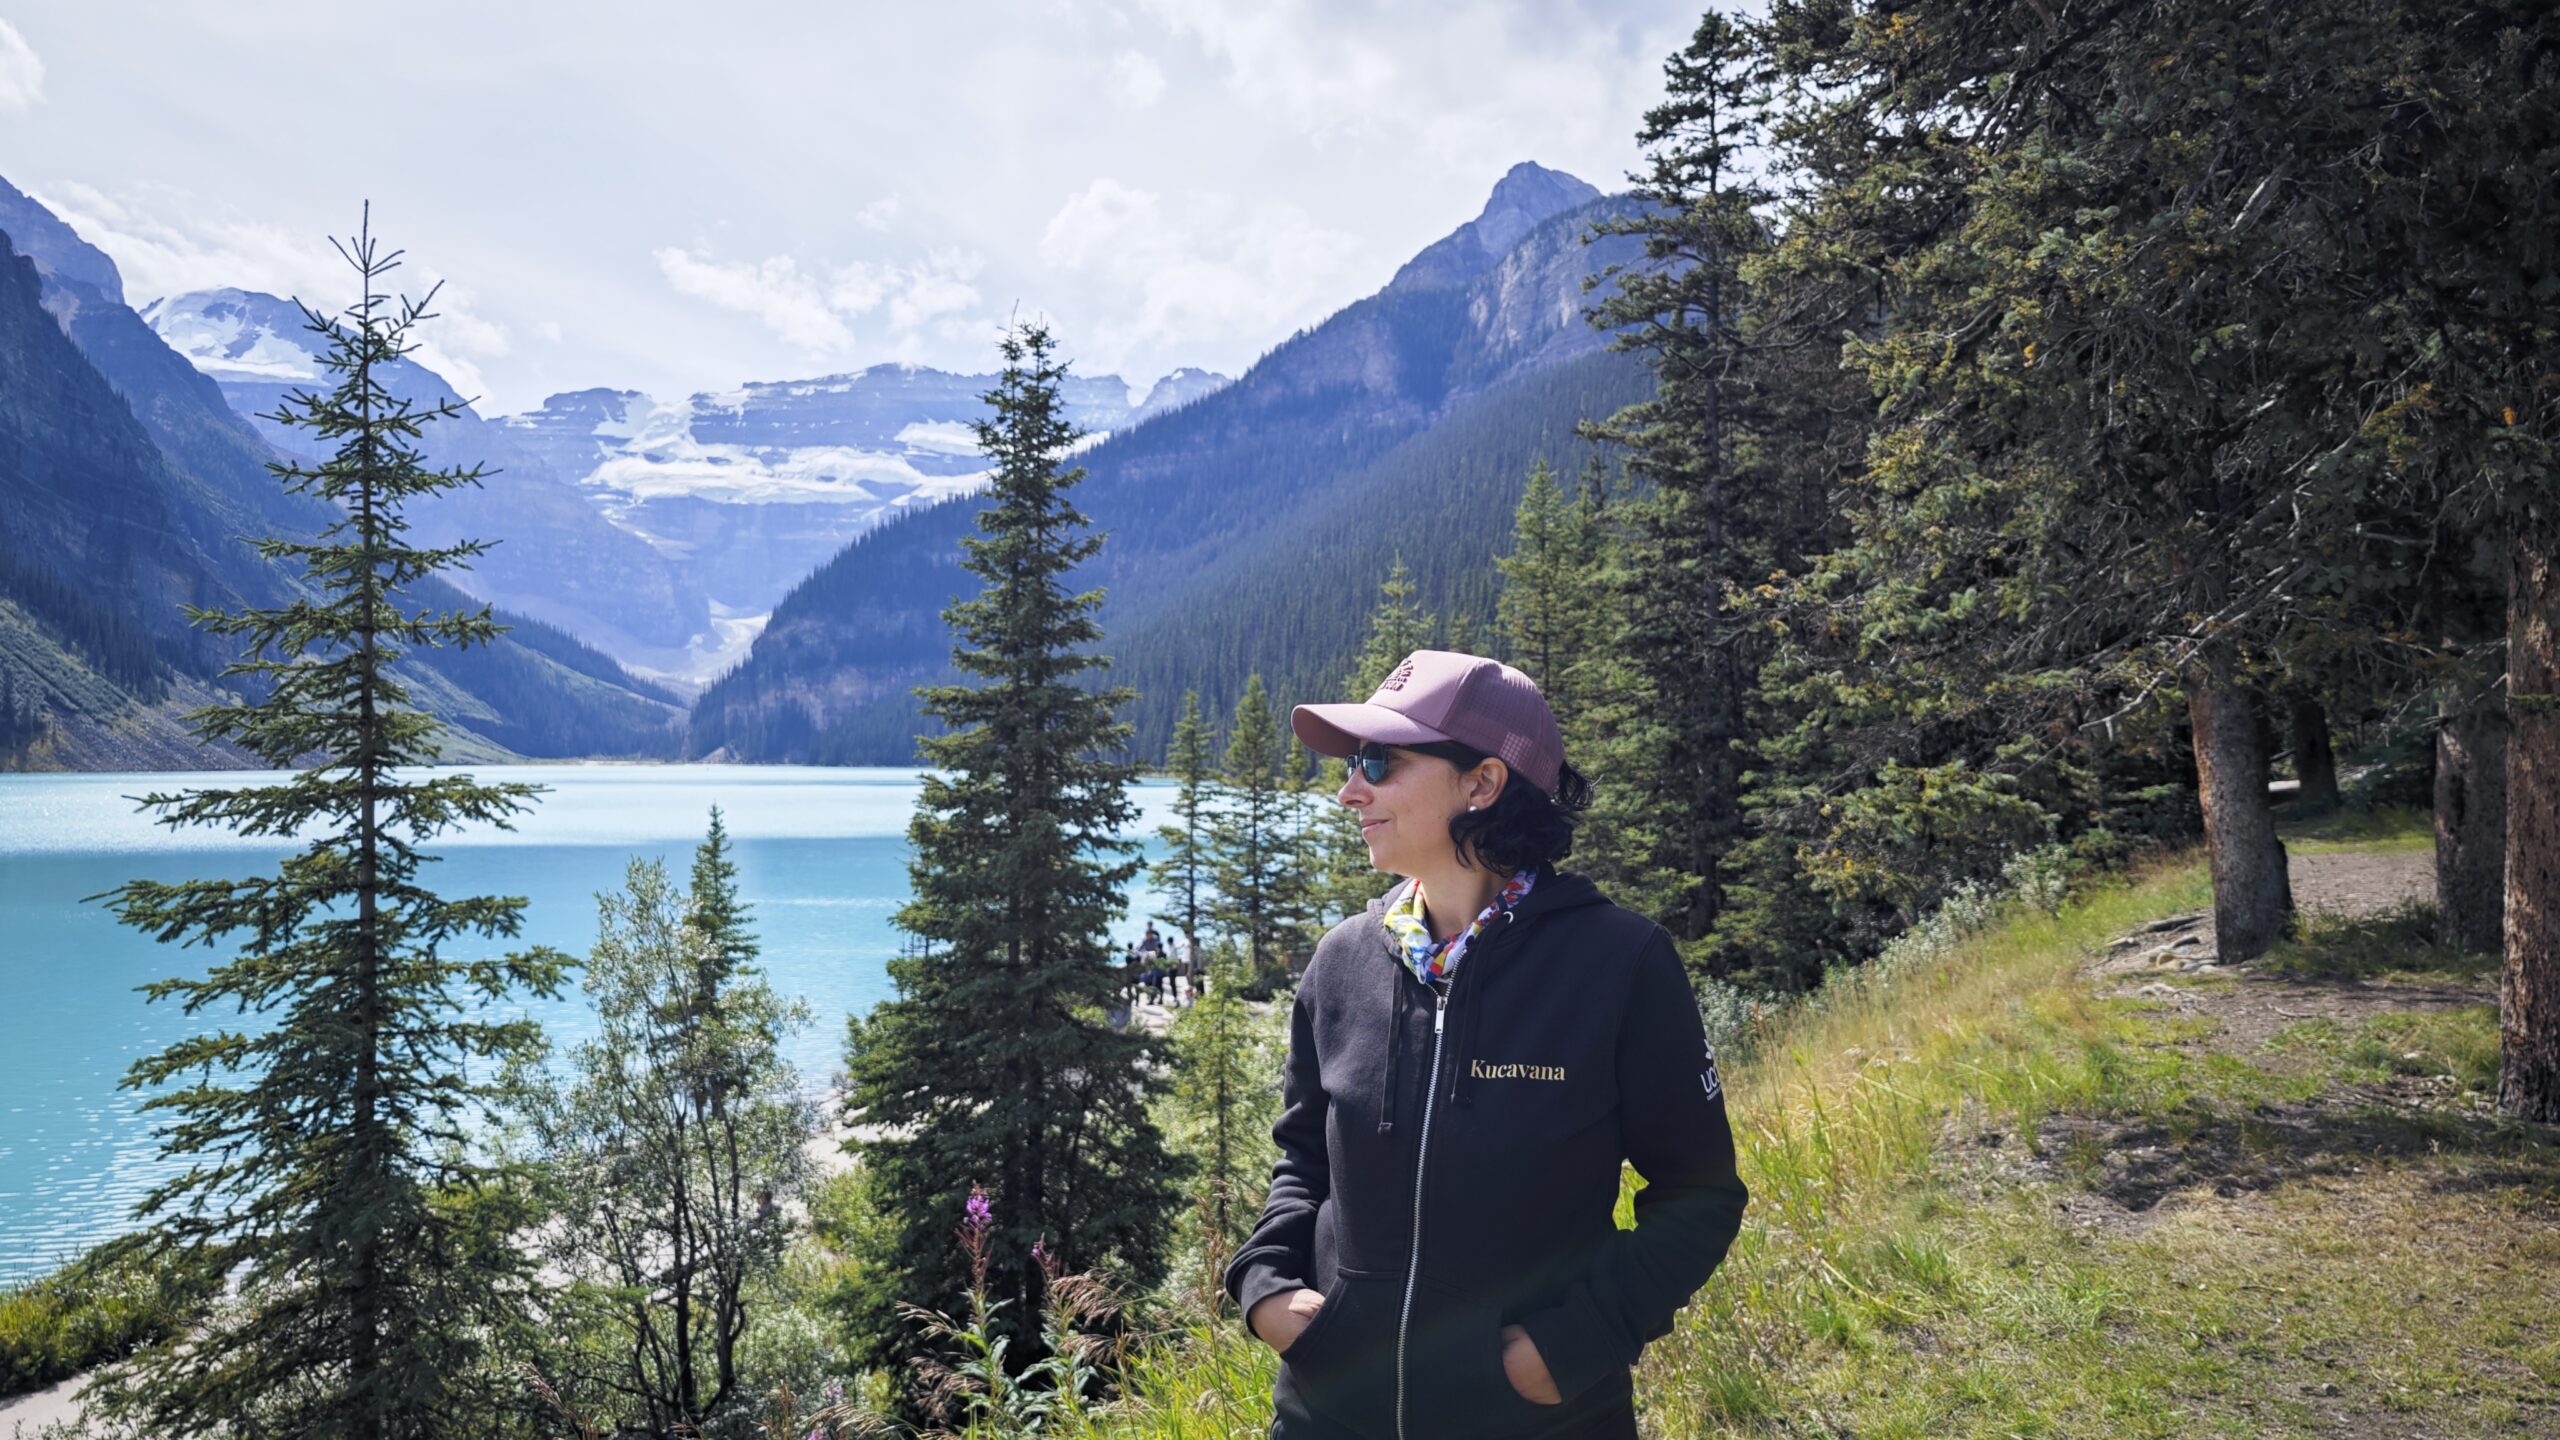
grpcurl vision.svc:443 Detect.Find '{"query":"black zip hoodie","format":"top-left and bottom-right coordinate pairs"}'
top-left (1224, 868), bottom-right (1748, 1439)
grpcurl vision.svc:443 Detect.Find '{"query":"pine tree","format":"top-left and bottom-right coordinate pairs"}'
top-left (520, 816), bottom-right (810, 1434)
top-left (841, 323), bottom-right (1177, 1373)
top-left (1306, 564), bottom-right (1442, 924)
top-left (1208, 675), bottom-right (1314, 983)
top-left (1583, 10), bottom-right (1823, 955)
top-left (1495, 458), bottom-right (1596, 704)
top-left (1150, 690), bottom-right (1216, 954)
top-left (95, 215), bottom-right (567, 1438)
top-left (1351, 556), bottom-right (1431, 689)
top-left (0, 667), bottom-right (40, 757)
top-left (1164, 944), bottom-right (1281, 1281)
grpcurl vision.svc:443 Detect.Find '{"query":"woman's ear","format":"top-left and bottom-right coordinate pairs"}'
top-left (1470, 759), bottom-right (1510, 811)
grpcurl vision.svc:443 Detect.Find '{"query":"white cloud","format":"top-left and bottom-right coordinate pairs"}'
top-left (35, 180), bottom-right (514, 403)
top-left (1130, 0), bottom-right (1674, 170)
top-left (655, 247), bottom-right (853, 355)
top-left (1040, 177), bottom-right (1365, 378)
top-left (1131, 0), bottom-right (1397, 143)
top-left (405, 278), bottom-right (511, 405)
top-left (0, 20), bottom-right (42, 112)
top-left (853, 196), bottom-right (904, 232)
top-left (663, 243), bottom-right (985, 361)
top-left (32, 180), bottom-right (340, 304)
top-left (1107, 50), bottom-right (1165, 110)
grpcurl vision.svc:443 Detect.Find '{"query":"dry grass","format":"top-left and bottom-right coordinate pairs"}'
top-left (1076, 830), bottom-right (2560, 1438)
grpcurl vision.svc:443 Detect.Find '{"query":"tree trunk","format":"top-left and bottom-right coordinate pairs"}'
top-left (2190, 657), bottom-right (2294, 961)
top-left (2289, 697), bottom-right (2340, 813)
top-left (2436, 693), bottom-right (2507, 954)
top-left (2501, 519), bottom-right (2560, 1120)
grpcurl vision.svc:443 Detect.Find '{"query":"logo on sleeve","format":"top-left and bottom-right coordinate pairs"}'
top-left (1699, 1040), bottom-right (1722, 1101)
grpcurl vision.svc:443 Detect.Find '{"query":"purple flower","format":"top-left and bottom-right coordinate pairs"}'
top-left (963, 1185), bottom-right (992, 1235)
top-left (823, 1378), bottom-right (845, 1404)
top-left (1031, 1239), bottom-right (1048, 1265)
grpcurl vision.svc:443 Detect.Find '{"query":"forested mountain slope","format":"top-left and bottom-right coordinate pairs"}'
top-left (689, 162), bottom-right (1651, 763)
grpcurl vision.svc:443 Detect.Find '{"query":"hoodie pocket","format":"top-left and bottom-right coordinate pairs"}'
top-left (1404, 1290), bottom-right (1556, 1438)
top-left (1279, 1269), bottom-right (1398, 1431)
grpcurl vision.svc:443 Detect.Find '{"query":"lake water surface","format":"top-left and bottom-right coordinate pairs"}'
top-left (0, 765), bottom-right (1187, 1282)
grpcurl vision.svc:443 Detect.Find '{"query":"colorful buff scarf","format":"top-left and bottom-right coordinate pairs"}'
top-left (1382, 868), bottom-right (1537, 985)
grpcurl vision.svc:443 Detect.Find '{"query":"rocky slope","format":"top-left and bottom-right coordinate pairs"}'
top-left (689, 162), bottom-right (1654, 763)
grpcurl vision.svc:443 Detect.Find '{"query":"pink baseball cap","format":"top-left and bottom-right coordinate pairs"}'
top-left (1291, 649), bottom-right (1565, 798)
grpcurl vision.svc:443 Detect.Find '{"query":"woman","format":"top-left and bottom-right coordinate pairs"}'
top-left (1224, 650), bottom-right (1748, 1440)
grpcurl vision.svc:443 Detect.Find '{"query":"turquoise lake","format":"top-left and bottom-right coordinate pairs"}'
top-left (0, 765), bottom-right (1193, 1283)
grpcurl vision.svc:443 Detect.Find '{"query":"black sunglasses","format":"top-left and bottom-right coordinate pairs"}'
top-left (1348, 740), bottom-right (1487, 786)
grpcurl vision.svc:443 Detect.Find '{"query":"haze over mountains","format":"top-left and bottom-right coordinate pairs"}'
top-left (140, 288), bottom-right (1231, 684)
top-left (0, 176), bottom-right (685, 768)
top-left (0, 160), bottom-right (1649, 770)
top-left (691, 161), bottom-right (1651, 764)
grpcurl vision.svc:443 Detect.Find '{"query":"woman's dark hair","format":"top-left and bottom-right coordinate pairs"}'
top-left (1392, 738), bottom-right (1593, 874)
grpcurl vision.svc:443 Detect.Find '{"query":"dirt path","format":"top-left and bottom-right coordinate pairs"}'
top-left (2090, 847), bottom-right (2467, 1054)
top-left (2036, 844), bottom-right (2558, 1437)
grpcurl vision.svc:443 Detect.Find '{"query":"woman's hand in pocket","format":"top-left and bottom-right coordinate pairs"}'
top-left (1249, 1288), bottom-right (1327, 1354)
top-left (1499, 1324), bottom-right (1562, 1404)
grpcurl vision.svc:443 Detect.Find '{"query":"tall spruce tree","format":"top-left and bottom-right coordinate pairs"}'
top-left (841, 323), bottom-right (1177, 1372)
top-left (1487, 460), bottom-right (1703, 931)
top-left (1583, 10), bottom-right (1831, 959)
top-left (1306, 564), bottom-right (1441, 923)
top-left (1208, 675), bottom-right (1314, 982)
top-left (1151, 690), bottom-right (1216, 954)
top-left (1495, 458), bottom-right (1597, 706)
top-left (96, 216), bottom-right (566, 1438)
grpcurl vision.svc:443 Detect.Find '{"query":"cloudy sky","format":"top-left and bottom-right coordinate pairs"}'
top-left (0, 2), bottom-right (1695, 413)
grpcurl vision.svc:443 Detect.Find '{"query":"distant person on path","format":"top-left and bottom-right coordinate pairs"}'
top-left (1227, 650), bottom-right (1749, 1440)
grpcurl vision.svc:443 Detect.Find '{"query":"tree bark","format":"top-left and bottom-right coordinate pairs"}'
top-left (2190, 657), bottom-right (2294, 961)
top-left (2289, 697), bottom-right (2340, 814)
top-left (2501, 519), bottom-right (2560, 1120)
top-left (2436, 693), bottom-right (2507, 954)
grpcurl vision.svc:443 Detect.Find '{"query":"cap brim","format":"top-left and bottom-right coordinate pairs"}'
top-left (1290, 702), bottom-right (1452, 759)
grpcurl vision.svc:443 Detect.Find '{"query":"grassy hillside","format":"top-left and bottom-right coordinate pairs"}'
top-left (1068, 816), bottom-right (2557, 1439)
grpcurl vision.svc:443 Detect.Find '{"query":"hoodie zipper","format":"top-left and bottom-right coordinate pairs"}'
top-left (1393, 982), bottom-right (1449, 1440)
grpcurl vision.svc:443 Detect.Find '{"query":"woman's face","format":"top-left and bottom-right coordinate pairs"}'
top-left (1336, 745), bottom-right (1505, 877)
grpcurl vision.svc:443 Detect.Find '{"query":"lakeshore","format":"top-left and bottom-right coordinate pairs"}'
top-left (0, 765), bottom-right (1188, 1284)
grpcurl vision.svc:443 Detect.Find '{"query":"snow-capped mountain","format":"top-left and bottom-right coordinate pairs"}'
top-left (144, 290), bottom-right (1229, 684)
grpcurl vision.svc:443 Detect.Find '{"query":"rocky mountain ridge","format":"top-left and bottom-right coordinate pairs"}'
top-left (144, 289), bottom-right (1231, 685)
top-left (689, 161), bottom-right (1653, 763)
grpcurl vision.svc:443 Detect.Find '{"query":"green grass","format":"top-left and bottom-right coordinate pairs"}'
top-left (2279, 805), bottom-right (2433, 854)
top-left (0, 1240), bottom-right (217, 1398)
top-left (2269, 1007), bottom-right (2503, 1095)
top-left (1070, 845), bottom-right (2560, 1439)
top-left (2258, 903), bottom-right (2499, 986)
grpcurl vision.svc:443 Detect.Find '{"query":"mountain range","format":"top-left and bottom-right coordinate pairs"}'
top-left (689, 161), bottom-right (1652, 763)
top-left (0, 176), bottom-right (685, 768)
top-left (0, 159), bottom-right (1652, 771)
top-left (141, 290), bottom-right (1230, 685)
